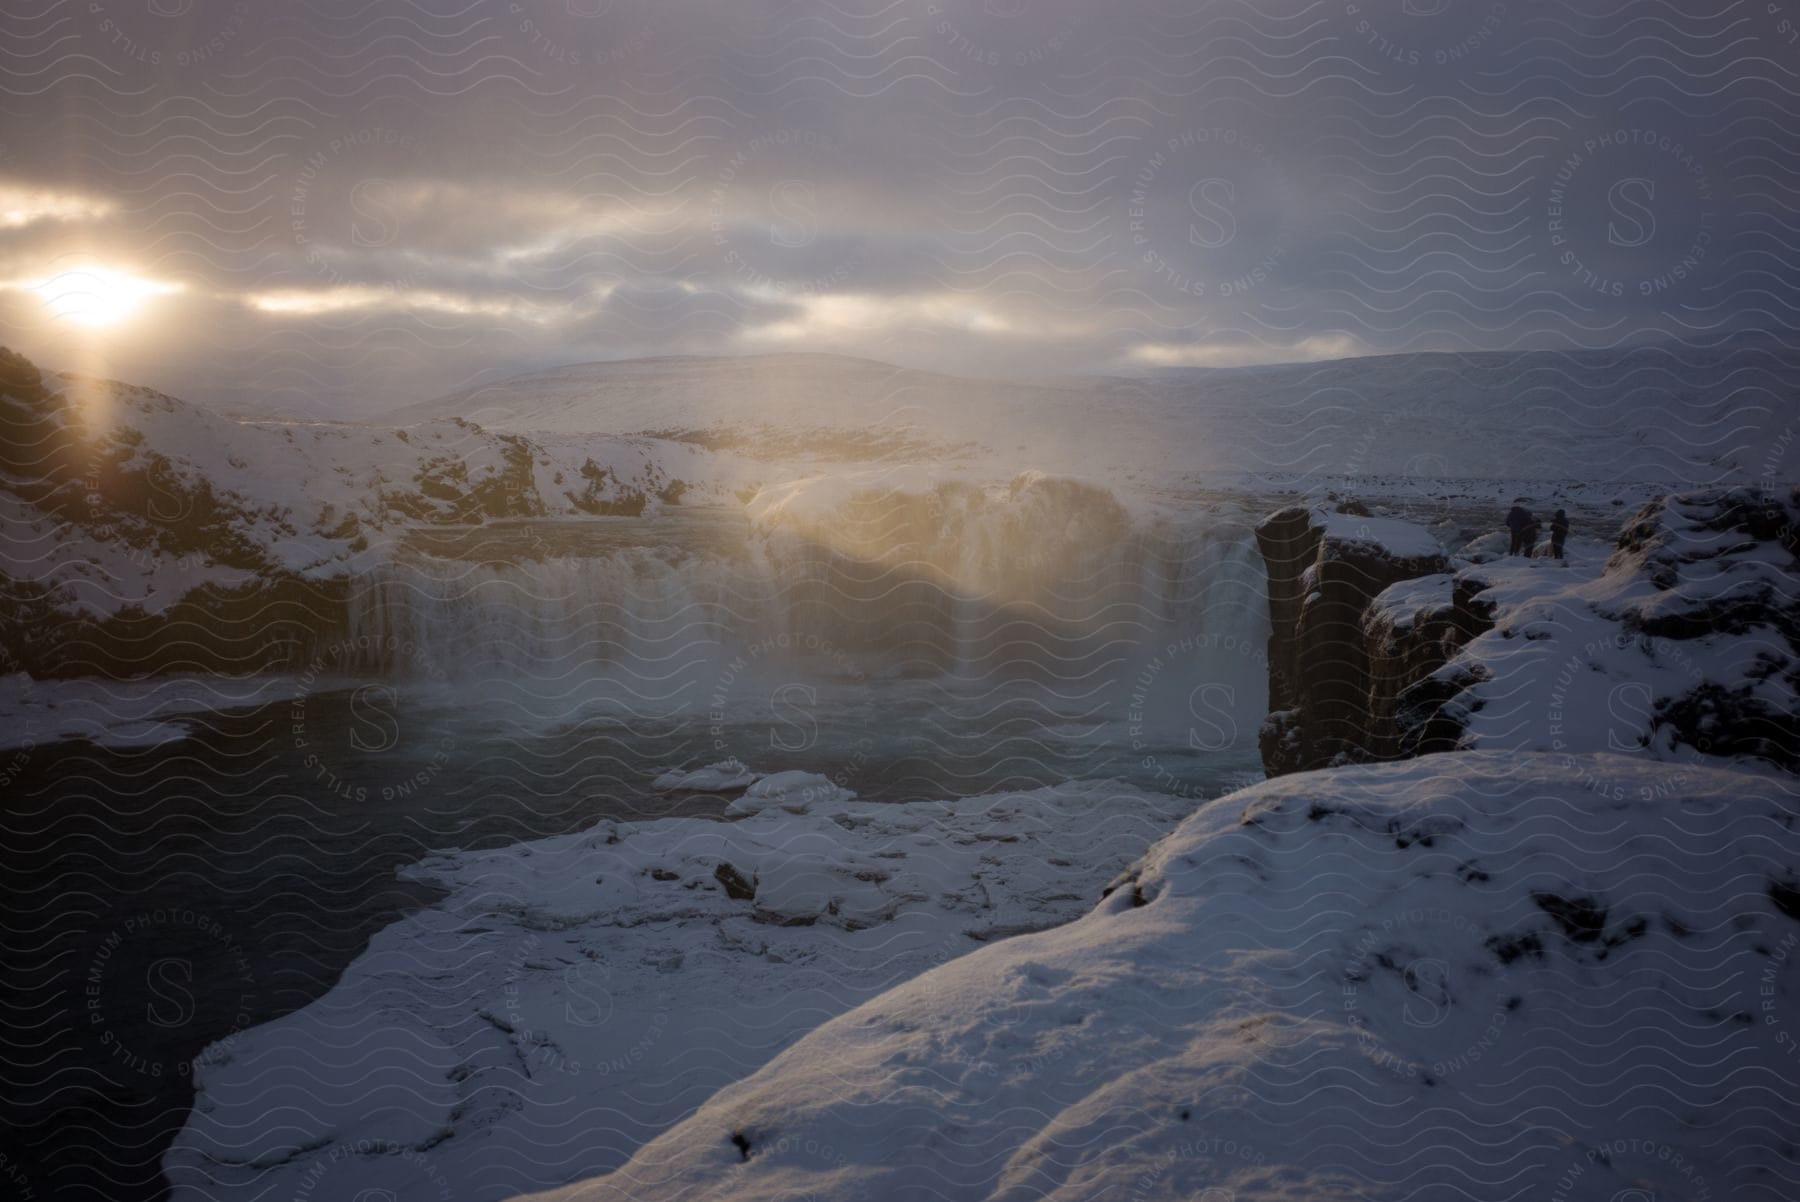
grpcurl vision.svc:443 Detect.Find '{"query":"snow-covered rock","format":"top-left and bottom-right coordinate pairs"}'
top-left (1313, 509), bottom-right (1448, 561)
top-left (724, 770), bottom-right (855, 815)
top-left (1457, 528), bottom-right (1512, 562)
top-left (513, 752), bottom-right (1800, 1202)
top-left (166, 779), bottom-right (1200, 1202)
top-left (0, 672), bottom-right (307, 753)
top-left (1420, 486), bottom-right (1799, 770)
top-left (0, 347), bottom-right (737, 677)
top-left (1255, 486), bottom-right (1799, 776)
top-left (651, 759), bottom-right (761, 792)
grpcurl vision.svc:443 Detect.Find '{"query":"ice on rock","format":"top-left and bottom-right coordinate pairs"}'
top-left (1457, 529), bottom-right (1511, 562)
top-left (724, 770), bottom-right (856, 815)
top-left (1366, 573), bottom-right (1454, 632)
top-left (652, 758), bottom-right (761, 792)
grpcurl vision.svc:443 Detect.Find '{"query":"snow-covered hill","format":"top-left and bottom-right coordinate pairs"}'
top-left (392, 340), bottom-right (1800, 490)
top-left (164, 750), bottom-right (1800, 1202)
top-left (164, 776), bottom-right (1207, 1202)
top-left (7, 335), bottom-right (1796, 665)
top-left (509, 751), bottom-right (1799, 1202)
top-left (0, 348), bottom-right (748, 656)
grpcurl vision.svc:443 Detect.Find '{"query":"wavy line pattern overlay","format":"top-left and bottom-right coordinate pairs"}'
top-left (1, 4), bottom-right (1797, 1202)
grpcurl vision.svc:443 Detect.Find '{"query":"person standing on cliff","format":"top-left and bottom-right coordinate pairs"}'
top-left (1550, 509), bottom-right (1569, 559)
top-left (1505, 502), bottom-right (1533, 556)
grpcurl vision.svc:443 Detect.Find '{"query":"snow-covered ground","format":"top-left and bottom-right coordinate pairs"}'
top-left (0, 672), bottom-right (307, 752)
top-left (165, 775), bottom-right (1204, 1202)
top-left (389, 342), bottom-right (1800, 490)
top-left (507, 751), bottom-right (1799, 1202)
top-left (1418, 489), bottom-right (1798, 768)
top-left (166, 749), bottom-right (1800, 1202)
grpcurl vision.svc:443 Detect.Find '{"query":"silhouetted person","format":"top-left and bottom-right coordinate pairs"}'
top-left (1505, 503), bottom-right (1532, 556)
top-left (1523, 515), bottom-right (1542, 556)
top-left (1550, 509), bottom-right (1569, 559)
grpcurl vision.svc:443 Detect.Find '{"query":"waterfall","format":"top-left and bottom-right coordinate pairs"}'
top-left (336, 475), bottom-right (1272, 738)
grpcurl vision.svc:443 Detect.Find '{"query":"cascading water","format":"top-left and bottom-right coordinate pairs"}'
top-left (334, 474), bottom-right (1272, 799)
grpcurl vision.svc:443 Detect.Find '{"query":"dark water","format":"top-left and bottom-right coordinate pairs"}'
top-left (0, 662), bottom-right (1262, 1202)
top-left (0, 693), bottom-right (687, 1202)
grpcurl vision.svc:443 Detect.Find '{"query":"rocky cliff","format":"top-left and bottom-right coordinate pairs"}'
top-left (1255, 504), bottom-right (1451, 773)
top-left (1257, 486), bottom-right (1800, 776)
top-left (0, 347), bottom-right (721, 678)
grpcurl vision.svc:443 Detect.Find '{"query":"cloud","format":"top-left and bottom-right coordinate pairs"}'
top-left (1125, 334), bottom-right (1365, 370)
top-left (0, 0), bottom-right (1789, 409)
top-left (243, 285), bottom-right (556, 321)
top-left (0, 181), bottom-right (117, 230)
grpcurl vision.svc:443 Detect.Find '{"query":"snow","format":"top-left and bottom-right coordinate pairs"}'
top-left (6, 375), bottom-right (748, 622)
top-left (1424, 517), bottom-right (1794, 763)
top-left (0, 672), bottom-right (307, 752)
top-left (652, 759), bottom-right (760, 792)
top-left (1366, 573), bottom-right (1453, 632)
top-left (385, 344), bottom-right (1800, 490)
top-left (167, 776), bottom-right (1203, 1202)
top-left (12, 349), bottom-right (1773, 644)
top-left (1315, 510), bottom-right (1446, 561)
top-left (8, 349), bottom-right (1789, 1201)
top-left (507, 751), bottom-right (1800, 1202)
top-left (1457, 528), bottom-right (1512, 562)
top-left (724, 770), bottom-right (855, 815)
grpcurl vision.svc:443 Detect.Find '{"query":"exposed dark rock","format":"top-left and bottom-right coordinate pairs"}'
top-left (714, 863), bottom-right (757, 901)
top-left (1255, 485), bottom-right (1800, 775)
top-left (1611, 487), bottom-right (1799, 640)
top-left (1532, 892), bottom-right (1607, 944)
top-left (566, 458), bottom-right (649, 516)
top-left (1368, 574), bottom-right (1501, 761)
top-left (1652, 678), bottom-right (1800, 771)
top-left (0, 573), bottom-right (350, 679)
top-left (1255, 506), bottom-right (1451, 774)
top-left (1486, 932), bottom-right (1543, 965)
top-left (1364, 576), bottom-right (1457, 760)
top-left (0, 345), bottom-right (697, 681)
top-left (1, 364), bottom-right (285, 572)
top-left (1770, 880), bottom-right (1800, 923)
top-left (1393, 665), bottom-right (1488, 759)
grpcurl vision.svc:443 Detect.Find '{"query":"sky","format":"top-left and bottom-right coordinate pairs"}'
top-left (0, 0), bottom-right (1796, 416)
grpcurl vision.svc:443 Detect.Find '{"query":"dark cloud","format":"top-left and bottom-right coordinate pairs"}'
top-left (0, 0), bottom-right (1794, 415)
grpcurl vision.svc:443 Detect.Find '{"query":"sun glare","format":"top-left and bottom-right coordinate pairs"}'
top-left (31, 266), bottom-right (181, 328)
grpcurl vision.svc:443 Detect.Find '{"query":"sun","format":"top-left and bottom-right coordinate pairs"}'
top-left (31, 266), bottom-right (181, 328)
